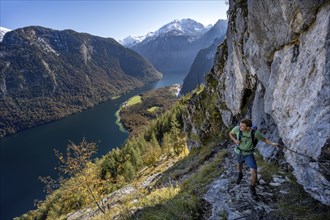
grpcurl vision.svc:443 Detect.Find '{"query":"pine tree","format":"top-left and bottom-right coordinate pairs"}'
top-left (123, 161), bottom-right (136, 181)
top-left (162, 132), bottom-right (175, 157)
top-left (169, 115), bottom-right (186, 155)
top-left (143, 133), bottom-right (162, 165)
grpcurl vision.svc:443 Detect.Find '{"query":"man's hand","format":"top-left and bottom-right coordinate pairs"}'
top-left (264, 139), bottom-right (279, 147)
top-left (229, 132), bottom-right (240, 145)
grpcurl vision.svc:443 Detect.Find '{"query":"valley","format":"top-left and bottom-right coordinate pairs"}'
top-left (118, 84), bottom-right (180, 137)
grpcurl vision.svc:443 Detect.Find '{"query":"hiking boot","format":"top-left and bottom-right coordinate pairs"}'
top-left (249, 185), bottom-right (258, 201)
top-left (236, 172), bottom-right (243, 185)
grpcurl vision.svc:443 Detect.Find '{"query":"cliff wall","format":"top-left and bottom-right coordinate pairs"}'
top-left (184, 0), bottom-right (330, 205)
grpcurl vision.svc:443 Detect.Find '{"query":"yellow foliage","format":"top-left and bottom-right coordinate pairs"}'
top-left (138, 185), bottom-right (181, 207)
top-left (143, 143), bottom-right (162, 166)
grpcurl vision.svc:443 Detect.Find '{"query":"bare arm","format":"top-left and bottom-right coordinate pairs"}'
top-left (229, 132), bottom-right (240, 145)
top-left (263, 138), bottom-right (278, 146)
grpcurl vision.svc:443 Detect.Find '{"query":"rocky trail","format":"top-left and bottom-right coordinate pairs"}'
top-left (66, 140), bottom-right (329, 220)
top-left (205, 146), bottom-right (280, 219)
top-left (204, 144), bottom-right (329, 220)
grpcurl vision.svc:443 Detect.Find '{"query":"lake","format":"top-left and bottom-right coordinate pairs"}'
top-left (0, 72), bottom-right (186, 220)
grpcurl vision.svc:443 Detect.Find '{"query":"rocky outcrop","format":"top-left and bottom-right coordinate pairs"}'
top-left (184, 0), bottom-right (330, 205)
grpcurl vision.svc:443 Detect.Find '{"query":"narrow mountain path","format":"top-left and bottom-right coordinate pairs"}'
top-left (204, 145), bottom-right (288, 220)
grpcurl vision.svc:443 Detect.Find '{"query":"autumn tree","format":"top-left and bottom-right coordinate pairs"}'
top-left (40, 138), bottom-right (106, 214)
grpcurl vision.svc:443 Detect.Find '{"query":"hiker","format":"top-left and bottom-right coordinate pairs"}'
top-left (229, 119), bottom-right (279, 201)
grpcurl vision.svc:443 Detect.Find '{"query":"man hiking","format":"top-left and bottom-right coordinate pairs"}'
top-left (229, 119), bottom-right (279, 201)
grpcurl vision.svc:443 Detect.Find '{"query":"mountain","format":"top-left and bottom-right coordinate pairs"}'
top-left (18, 0), bottom-right (330, 219)
top-left (125, 19), bottom-right (227, 74)
top-left (0, 26), bottom-right (162, 138)
top-left (119, 32), bottom-right (154, 48)
top-left (194, 19), bottom-right (227, 46)
top-left (180, 36), bottom-right (225, 95)
top-left (121, 19), bottom-right (210, 48)
top-left (152, 18), bottom-right (208, 39)
top-left (180, 20), bottom-right (227, 94)
top-left (0, 27), bottom-right (11, 42)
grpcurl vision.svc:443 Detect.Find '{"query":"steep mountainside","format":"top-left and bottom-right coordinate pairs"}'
top-left (128, 19), bottom-right (227, 74)
top-left (180, 34), bottom-right (226, 95)
top-left (183, 0), bottom-right (330, 208)
top-left (0, 26), bottom-right (162, 138)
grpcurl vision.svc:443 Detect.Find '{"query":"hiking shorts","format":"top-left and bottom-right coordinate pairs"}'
top-left (235, 153), bottom-right (257, 169)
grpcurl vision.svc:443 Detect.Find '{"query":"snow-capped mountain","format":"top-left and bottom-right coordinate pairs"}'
top-left (119, 32), bottom-right (154, 47)
top-left (121, 19), bottom-right (211, 47)
top-left (124, 19), bottom-right (227, 76)
top-left (0, 27), bottom-right (11, 42)
top-left (155, 18), bottom-right (208, 37)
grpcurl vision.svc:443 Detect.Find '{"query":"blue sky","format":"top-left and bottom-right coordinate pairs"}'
top-left (0, 0), bottom-right (229, 41)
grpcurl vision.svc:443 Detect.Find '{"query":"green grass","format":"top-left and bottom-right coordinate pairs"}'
top-left (255, 153), bottom-right (279, 183)
top-left (137, 185), bottom-right (181, 207)
top-left (126, 95), bottom-right (142, 106)
top-left (255, 152), bottom-right (330, 219)
top-left (147, 106), bottom-right (159, 112)
top-left (131, 147), bottom-right (227, 219)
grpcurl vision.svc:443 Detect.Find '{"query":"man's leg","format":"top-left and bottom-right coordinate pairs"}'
top-left (235, 153), bottom-right (244, 184)
top-left (237, 163), bottom-right (243, 173)
top-left (246, 155), bottom-right (258, 201)
top-left (236, 164), bottom-right (243, 184)
top-left (250, 168), bottom-right (257, 186)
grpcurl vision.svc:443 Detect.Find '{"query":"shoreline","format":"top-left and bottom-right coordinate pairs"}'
top-left (115, 109), bottom-right (128, 133)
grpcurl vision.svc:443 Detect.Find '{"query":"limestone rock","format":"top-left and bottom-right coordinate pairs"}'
top-left (186, 0), bottom-right (330, 205)
top-left (211, 0), bottom-right (330, 205)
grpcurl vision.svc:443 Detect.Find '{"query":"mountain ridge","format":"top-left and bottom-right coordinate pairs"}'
top-left (180, 19), bottom-right (228, 94)
top-left (0, 26), bottom-right (162, 138)
top-left (120, 18), bottom-right (211, 47)
top-left (127, 18), bottom-right (227, 75)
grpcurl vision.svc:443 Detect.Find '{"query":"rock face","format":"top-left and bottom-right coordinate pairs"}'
top-left (0, 26), bottom-right (162, 138)
top-left (184, 0), bottom-right (330, 205)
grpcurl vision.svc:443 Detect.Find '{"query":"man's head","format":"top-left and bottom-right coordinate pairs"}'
top-left (240, 119), bottom-right (252, 131)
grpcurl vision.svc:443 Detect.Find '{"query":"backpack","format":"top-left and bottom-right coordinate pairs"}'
top-left (237, 125), bottom-right (258, 152)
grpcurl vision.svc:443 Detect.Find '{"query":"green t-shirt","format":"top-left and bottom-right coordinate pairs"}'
top-left (230, 126), bottom-right (266, 155)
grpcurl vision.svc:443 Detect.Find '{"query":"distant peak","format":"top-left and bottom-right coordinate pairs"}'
top-left (156, 18), bottom-right (207, 37)
top-left (121, 18), bottom-right (212, 47)
top-left (0, 27), bottom-right (12, 42)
